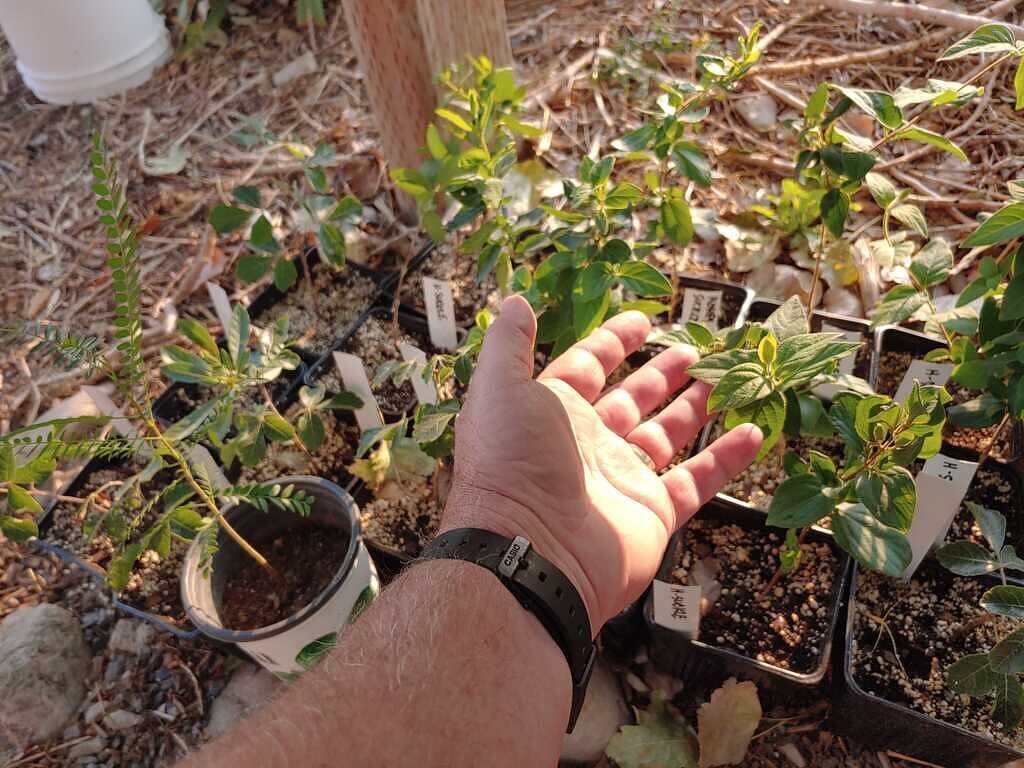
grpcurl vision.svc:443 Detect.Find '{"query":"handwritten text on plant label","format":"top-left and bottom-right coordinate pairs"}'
top-left (423, 277), bottom-right (458, 351)
top-left (652, 580), bottom-right (701, 636)
top-left (894, 360), bottom-right (954, 404)
top-left (679, 289), bottom-right (723, 331)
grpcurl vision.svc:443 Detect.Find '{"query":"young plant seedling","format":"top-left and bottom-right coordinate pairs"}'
top-left (685, 296), bottom-right (949, 577)
top-left (937, 503), bottom-right (1024, 731)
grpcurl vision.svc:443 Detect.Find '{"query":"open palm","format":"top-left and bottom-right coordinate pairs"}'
top-left (442, 295), bottom-right (762, 629)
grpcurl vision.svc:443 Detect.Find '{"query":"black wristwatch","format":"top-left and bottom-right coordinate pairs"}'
top-left (419, 528), bottom-right (596, 733)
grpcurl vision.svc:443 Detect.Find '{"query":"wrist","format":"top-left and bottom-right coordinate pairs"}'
top-left (441, 486), bottom-right (602, 635)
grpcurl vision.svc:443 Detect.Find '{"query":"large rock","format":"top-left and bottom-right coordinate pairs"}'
top-left (560, 657), bottom-right (631, 765)
top-left (205, 664), bottom-right (282, 740)
top-left (0, 604), bottom-right (90, 753)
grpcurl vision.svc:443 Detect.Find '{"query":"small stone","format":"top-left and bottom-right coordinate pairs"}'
top-left (0, 604), bottom-right (90, 753)
top-left (107, 619), bottom-right (155, 656)
top-left (68, 738), bottom-right (105, 759)
top-left (102, 709), bottom-right (142, 732)
top-left (735, 92), bottom-right (778, 132)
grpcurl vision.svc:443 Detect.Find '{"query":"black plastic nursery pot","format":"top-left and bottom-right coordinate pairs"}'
top-left (873, 324), bottom-right (1023, 465)
top-left (833, 563), bottom-right (1024, 768)
top-left (645, 500), bottom-right (851, 693)
top-left (181, 476), bottom-right (379, 679)
top-left (36, 455), bottom-right (201, 639)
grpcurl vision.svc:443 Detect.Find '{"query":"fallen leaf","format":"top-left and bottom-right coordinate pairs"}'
top-left (606, 693), bottom-right (698, 768)
top-left (697, 678), bottom-right (762, 767)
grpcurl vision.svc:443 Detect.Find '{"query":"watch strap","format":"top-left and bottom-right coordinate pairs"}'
top-left (420, 528), bottom-right (596, 733)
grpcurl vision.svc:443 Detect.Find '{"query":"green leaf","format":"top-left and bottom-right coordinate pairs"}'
top-left (164, 399), bottom-right (218, 442)
top-left (326, 391), bottom-right (363, 410)
top-left (236, 254), bottom-right (273, 283)
top-left (830, 86), bottom-right (902, 129)
top-left (775, 333), bottom-right (861, 389)
top-left (992, 675), bottom-right (1024, 731)
top-left (767, 474), bottom-right (835, 528)
top-left (263, 413), bottom-right (297, 442)
top-left (573, 290), bottom-right (611, 340)
top-left (605, 694), bottom-right (698, 768)
top-left (841, 152), bottom-right (875, 182)
top-left (726, 390), bottom-right (786, 459)
top-left (891, 204), bottom-right (929, 239)
top-left (329, 195), bottom-right (362, 222)
top-left (574, 262), bottom-right (615, 303)
top-left (425, 123), bottom-right (447, 159)
top-left (671, 142), bottom-right (712, 187)
top-left (939, 24), bottom-right (1018, 60)
top-left (6, 485), bottom-right (42, 516)
top-left (878, 467), bottom-right (916, 532)
top-left (435, 107), bottom-right (472, 132)
top-left (1010, 377), bottom-right (1024, 420)
top-left (865, 172), bottom-right (898, 209)
top-left (1002, 273), bottom-right (1024, 321)
top-left (297, 412), bottom-right (325, 452)
top-left (661, 196), bottom-right (694, 246)
top-left (605, 183), bottom-right (644, 210)
top-left (413, 401), bottom-right (459, 444)
top-left (990, 628), bottom-right (1024, 675)
top-left (893, 127), bottom-right (967, 162)
top-left (208, 204), bottom-right (249, 234)
top-left (232, 185), bottom-right (261, 207)
top-left (273, 258), bottom-right (298, 292)
top-left (226, 304), bottom-right (250, 369)
top-left (0, 515), bottom-right (39, 542)
top-left (820, 188), bottom-right (850, 238)
top-left (613, 124), bottom-right (657, 153)
top-left (686, 349), bottom-right (756, 386)
top-left (970, 502), bottom-right (1007, 552)
top-left (620, 300), bottom-right (670, 317)
top-left (708, 363), bottom-right (772, 412)
top-left (764, 297), bottom-right (809, 341)
top-left (936, 540), bottom-right (1000, 576)
top-left (870, 285), bottom-right (927, 327)
top-left (804, 83), bottom-right (829, 124)
top-left (947, 394), bottom-right (1005, 428)
top-left (963, 203), bottom-right (1024, 248)
top-left (108, 543), bottom-right (143, 591)
top-left (249, 215), bottom-right (279, 254)
top-left (982, 586), bottom-right (1024, 619)
top-left (832, 504), bottom-right (912, 577)
top-left (618, 262), bottom-right (673, 297)
top-left (947, 654), bottom-right (1002, 695)
top-left (909, 239), bottom-right (952, 287)
top-left (1015, 56), bottom-right (1024, 110)
top-left (177, 317), bottom-right (219, 357)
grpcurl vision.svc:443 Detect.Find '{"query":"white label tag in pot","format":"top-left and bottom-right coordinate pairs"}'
top-left (813, 324), bottom-right (863, 400)
top-left (652, 580), bottom-right (700, 636)
top-left (422, 277), bottom-right (458, 351)
top-left (82, 385), bottom-right (137, 439)
top-left (205, 282), bottom-right (235, 334)
top-left (679, 289), bottom-right (722, 331)
top-left (332, 352), bottom-right (384, 431)
top-left (903, 453), bottom-right (979, 578)
top-left (398, 342), bottom-right (439, 406)
top-left (894, 360), bottom-right (953, 404)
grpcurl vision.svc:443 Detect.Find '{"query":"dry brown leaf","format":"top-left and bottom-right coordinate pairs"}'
top-left (697, 678), bottom-right (762, 768)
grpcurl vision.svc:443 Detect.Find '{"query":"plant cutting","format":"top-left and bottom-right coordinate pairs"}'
top-left (7, 137), bottom-right (376, 673)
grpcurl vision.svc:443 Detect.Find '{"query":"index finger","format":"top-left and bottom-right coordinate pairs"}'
top-left (538, 311), bottom-right (651, 402)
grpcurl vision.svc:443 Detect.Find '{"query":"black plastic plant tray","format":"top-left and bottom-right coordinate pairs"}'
top-left (35, 455), bottom-right (201, 640)
top-left (834, 563), bottom-right (1024, 768)
top-left (645, 499), bottom-right (851, 693)
top-left (874, 325), bottom-right (1023, 465)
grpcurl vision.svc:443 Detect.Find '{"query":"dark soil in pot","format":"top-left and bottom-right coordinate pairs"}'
top-left (326, 313), bottom-right (461, 414)
top-left (397, 242), bottom-right (499, 327)
top-left (850, 558), bottom-right (1024, 751)
top-left (945, 461), bottom-right (1024, 548)
top-left (237, 406), bottom-right (362, 488)
top-left (219, 523), bottom-right (348, 630)
top-left (47, 458), bottom-right (187, 624)
top-left (668, 517), bottom-right (841, 673)
top-left (875, 351), bottom-right (1014, 460)
top-left (256, 264), bottom-right (379, 356)
top-left (359, 472), bottom-right (445, 559)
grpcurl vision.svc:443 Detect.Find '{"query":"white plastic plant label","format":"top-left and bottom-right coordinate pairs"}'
top-left (189, 445), bottom-right (229, 491)
top-left (813, 323), bottom-right (863, 400)
top-left (332, 352), bottom-right (384, 431)
top-left (398, 342), bottom-right (439, 406)
top-left (205, 281), bottom-right (234, 334)
top-left (903, 453), bottom-right (979, 578)
top-left (679, 288), bottom-right (723, 331)
top-left (82, 385), bottom-right (137, 438)
top-left (240, 543), bottom-right (379, 680)
top-left (652, 580), bottom-right (701, 636)
top-left (422, 277), bottom-right (458, 351)
top-left (894, 360), bottom-right (953, 404)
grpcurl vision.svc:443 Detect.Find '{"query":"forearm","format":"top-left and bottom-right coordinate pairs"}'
top-left (185, 559), bottom-right (571, 767)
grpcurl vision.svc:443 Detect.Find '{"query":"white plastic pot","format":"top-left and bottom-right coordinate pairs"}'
top-left (0, 0), bottom-right (171, 104)
top-left (181, 477), bottom-right (379, 679)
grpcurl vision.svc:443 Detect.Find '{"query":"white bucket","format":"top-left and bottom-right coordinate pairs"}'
top-left (0, 0), bottom-right (171, 104)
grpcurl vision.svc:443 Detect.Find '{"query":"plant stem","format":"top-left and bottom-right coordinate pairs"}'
top-left (761, 526), bottom-right (809, 597)
top-left (906, 270), bottom-right (954, 348)
top-left (145, 417), bottom-right (279, 579)
top-left (299, 250), bottom-right (320, 321)
top-left (260, 384), bottom-right (312, 458)
top-left (977, 413), bottom-right (1011, 467)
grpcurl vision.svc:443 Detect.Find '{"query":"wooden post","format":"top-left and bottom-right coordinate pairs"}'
top-left (343, 0), bottom-right (512, 220)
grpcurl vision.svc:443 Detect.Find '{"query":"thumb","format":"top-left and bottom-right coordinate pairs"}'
top-left (474, 295), bottom-right (537, 385)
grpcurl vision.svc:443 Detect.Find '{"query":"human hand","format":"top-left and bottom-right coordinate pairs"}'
top-left (442, 295), bottom-right (762, 630)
